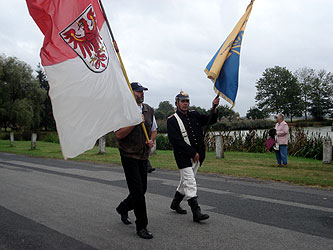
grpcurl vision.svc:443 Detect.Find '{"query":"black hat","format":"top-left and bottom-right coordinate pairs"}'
top-left (175, 90), bottom-right (190, 101)
top-left (131, 82), bottom-right (148, 91)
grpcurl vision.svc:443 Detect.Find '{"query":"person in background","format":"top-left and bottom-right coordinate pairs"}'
top-left (274, 113), bottom-right (289, 167)
top-left (115, 82), bottom-right (157, 239)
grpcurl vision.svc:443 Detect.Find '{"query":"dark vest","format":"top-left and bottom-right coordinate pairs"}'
top-left (117, 103), bottom-right (154, 160)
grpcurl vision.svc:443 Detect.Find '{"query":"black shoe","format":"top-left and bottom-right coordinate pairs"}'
top-left (148, 167), bottom-right (156, 173)
top-left (116, 207), bottom-right (131, 225)
top-left (137, 228), bottom-right (153, 239)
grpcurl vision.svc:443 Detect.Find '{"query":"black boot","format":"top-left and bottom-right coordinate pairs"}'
top-left (170, 191), bottom-right (187, 214)
top-left (188, 197), bottom-right (209, 222)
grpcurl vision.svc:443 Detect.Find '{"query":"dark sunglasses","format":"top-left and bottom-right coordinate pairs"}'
top-left (180, 100), bottom-right (189, 103)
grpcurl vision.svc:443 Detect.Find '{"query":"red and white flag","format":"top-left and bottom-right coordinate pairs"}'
top-left (26, 0), bottom-right (142, 159)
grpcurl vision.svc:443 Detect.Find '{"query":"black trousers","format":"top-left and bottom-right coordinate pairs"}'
top-left (117, 156), bottom-right (148, 231)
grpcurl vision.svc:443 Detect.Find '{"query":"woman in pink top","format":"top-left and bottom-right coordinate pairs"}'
top-left (274, 114), bottom-right (289, 167)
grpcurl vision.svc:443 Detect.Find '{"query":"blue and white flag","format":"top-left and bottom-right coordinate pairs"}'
top-left (204, 0), bottom-right (254, 107)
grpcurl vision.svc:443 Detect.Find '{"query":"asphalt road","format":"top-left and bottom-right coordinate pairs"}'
top-left (0, 152), bottom-right (332, 250)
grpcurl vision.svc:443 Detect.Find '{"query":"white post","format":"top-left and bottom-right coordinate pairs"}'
top-left (98, 136), bottom-right (106, 154)
top-left (322, 138), bottom-right (332, 164)
top-left (150, 140), bottom-right (157, 155)
top-left (31, 133), bottom-right (37, 150)
top-left (10, 132), bottom-right (14, 147)
top-left (215, 134), bottom-right (224, 159)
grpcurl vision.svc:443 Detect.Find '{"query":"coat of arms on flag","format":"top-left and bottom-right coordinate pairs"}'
top-left (60, 4), bottom-right (109, 73)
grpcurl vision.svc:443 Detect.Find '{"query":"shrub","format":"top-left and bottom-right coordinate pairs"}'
top-left (156, 119), bottom-right (167, 133)
top-left (0, 131), bottom-right (10, 140)
top-left (211, 119), bottom-right (274, 131)
top-left (105, 132), bottom-right (117, 148)
top-left (156, 134), bottom-right (172, 150)
top-left (288, 127), bottom-right (324, 160)
top-left (293, 119), bottom-right (333, 127)
top-left (207, 127), bottom-right (326, 160)
top-left (42, 132), bottom-right (59, 143)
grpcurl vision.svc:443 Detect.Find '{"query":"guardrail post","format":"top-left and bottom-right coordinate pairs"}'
top-left (98, 136), bottom-right (106, 154)
top-left (31, 133), bottom-right (37, 150)
top-left (10, 132), bottom-right (14, 147)
top-left (215, 134), bottom-right (224, 159)
top-left (323, 138), bottom-right (332, 164)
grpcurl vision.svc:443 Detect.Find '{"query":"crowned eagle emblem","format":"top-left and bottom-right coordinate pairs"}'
top-left (59, 5), bottom-right (109, 73)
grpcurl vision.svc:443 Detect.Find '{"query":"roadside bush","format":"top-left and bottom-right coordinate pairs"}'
top-left (105, 132), bottom-right (117, 148)
top-left (0, 131), bottom-right (10, 140)
top-left (156, 134), bottom-right (172, 150)
top-left (156, 119), bottom-right (167, 133)
top-left (207, 127), bottom-right (326, 160)
top-left (6, 131), bottom-right (25, 141)
top-left (288, 127), bottom-right (324, 160)
top-left (211, 119), bottom-right (274, 131)
top-left (293, 119), bottom-right (333, 127)
top-left (41, 131), bottom-right (59, 143)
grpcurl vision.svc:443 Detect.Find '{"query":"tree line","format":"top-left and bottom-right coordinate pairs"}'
top-left (248, 66), bottom-right (333, 122)
top-left (156, 66), bottom-right (333, 125)
top-left (1, 54), bottom-right (332, 134)
top-left (0, 54), bottom-right (55, 132)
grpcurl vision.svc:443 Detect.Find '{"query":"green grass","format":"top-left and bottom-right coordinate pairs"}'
top-left (0, 140), bottom-right (122, 165)
top-left (1, 140), bottom-right (333, 189)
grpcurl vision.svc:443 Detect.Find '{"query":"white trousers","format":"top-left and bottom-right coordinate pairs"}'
top-left (176, 161), bottom-right (200, 200)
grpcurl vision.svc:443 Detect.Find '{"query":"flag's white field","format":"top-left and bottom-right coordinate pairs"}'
top-left (27, 0), bottom-right (142, 159)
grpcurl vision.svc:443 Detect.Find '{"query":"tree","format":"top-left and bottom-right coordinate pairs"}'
top-left (294, 67), bottom-right (315, 120)
top-left (155, 101), bottom-right (174, 120)
top-left (307, 70), bottom-right (333, 120)
top-left (0, 55), bottom-right (46, 130)
top-left (28, 80), bottom-right (47, 130)
top-left (217, 105), bottom-right (239, 121)
top-left (10, 98), bottom-right (34, 129)
top-left (189, 105), bottom-right (208, 115)
top-left (246, 106), bottom-right (268, 120)
top-left (295, 68), bottom-right (333, 120)
top-left (255, 66), bottom-right (302, 122)
top-left (0, 55), bottom-right (6, 129)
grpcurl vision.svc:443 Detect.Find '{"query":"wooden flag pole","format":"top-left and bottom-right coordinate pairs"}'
top-left (98, 0), bottom-right (149, 141)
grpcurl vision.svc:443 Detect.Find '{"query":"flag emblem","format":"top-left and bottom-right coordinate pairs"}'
top-left (228, 31), bottom-right (243, 57)
top-left (59, 5), bottom-right (109, 73)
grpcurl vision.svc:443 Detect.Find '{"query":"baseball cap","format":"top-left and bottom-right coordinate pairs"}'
top-left (131, 82), bottom-right (148, 91)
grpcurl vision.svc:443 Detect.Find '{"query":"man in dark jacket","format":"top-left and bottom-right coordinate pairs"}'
top-left (167, 90), bottom-right (219, 222)
top-left (115, 82), bottom-right (157, 239)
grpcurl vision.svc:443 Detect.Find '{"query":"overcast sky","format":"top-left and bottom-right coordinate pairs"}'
top-left (1, 0), bottom-right (333, 116)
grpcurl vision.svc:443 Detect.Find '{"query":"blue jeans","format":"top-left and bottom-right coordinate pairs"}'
top-left (275, 145), bottom-right (288, 165)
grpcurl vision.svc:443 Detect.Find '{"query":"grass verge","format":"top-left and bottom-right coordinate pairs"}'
top-left (1, 140), bottom-right (332, 189)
